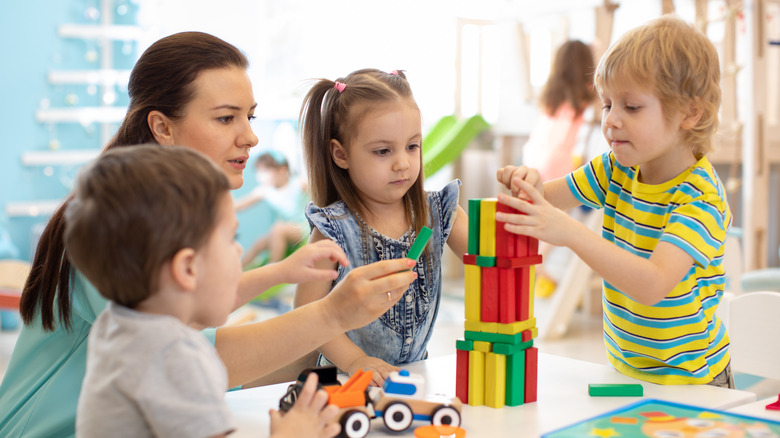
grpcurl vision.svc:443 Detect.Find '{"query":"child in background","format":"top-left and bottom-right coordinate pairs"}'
top-left (66, 146), bottom-right (341, 438)
top-left (235, 150), bottom-right (308, 268)
top-left (296, 69), bottom-right (469, 386)
top-left (521, 39), bottom-right (601, 297)
top-left (496, 16), bottom-right (733, 387)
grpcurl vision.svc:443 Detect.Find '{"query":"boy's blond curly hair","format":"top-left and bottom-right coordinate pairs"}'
top-left (594, 15), bottom-right (721, 159)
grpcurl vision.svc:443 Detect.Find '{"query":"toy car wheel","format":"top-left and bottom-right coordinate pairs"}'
top-left (431, 405), bottom-right (461, 427)
top-left (340, 409), bottom-right (370, 438)
top-left (382, 401), bottom-right (414, 432)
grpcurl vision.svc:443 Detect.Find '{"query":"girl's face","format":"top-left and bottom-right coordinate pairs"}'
top-left (191, 193), bottom-right (242, 327)
top-left (332, 101), bottom-right (422, 212)
top-left (168, 67), bottom-right (259, 189)
top-left (599, 80), bottom-right (695, 184)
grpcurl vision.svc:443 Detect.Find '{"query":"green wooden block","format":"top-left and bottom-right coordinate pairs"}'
top-left (506, 351), bottom-right (526, 406)
top-left (588, 383), bottom-right (644, 397)
top-left (406, 226), bottom-right (432, 262)
top-left (456, 339), bottom-right (474, 351)
top-left (464, 330), bottom-right (527, 345)
top-left (468, 199), bottom-right (481, 255)
top-left (476, 255), bottom-right (497, 268)
top-left (492, 340), bottom-right (533, 356)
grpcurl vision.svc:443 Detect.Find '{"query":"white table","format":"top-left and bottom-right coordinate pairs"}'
top-left (728, 396), bottom-right (780, 421)
top-left (225, 353), bottom-right (757, 437)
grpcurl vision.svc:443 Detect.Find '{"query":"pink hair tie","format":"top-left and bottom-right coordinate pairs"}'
top-left (389, 70), bottom-right (398, 75)
top-left (334, 81), bottom-right (346, 93)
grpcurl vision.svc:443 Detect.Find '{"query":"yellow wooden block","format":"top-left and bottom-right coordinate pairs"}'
top-left (473, 340), bottom-right (492, 353)
top-left (468, 350), bottom-right (486, 406)
top-left (464, 264), bottom-right (481, 322)
top-left (485, 352), bottom-right (506, 408)
top-left (479, 199), bottom-right (497, 257)
top-left (480, 322), bottom-right (498, 333)
top-left (464, 320), bottom-right (481, 332)
top-left (497, 318), bottom-right (537, 335)
top-left (529, 265), bottom-right (536, 318)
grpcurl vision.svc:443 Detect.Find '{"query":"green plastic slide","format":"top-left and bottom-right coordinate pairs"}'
top-left (422, 114), bottom-right (490, 177)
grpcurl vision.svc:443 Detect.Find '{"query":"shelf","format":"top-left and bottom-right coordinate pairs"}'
top-left (5, 200), bottom-right (63, 218)
top-left (35, 107), bottom-right (127, 124)
top-left (58, 24), bottom-right (146, 40)
top-left (48, 69), bottom-right (131, 86)
top-left (21, 149), bottom-right (100, 166)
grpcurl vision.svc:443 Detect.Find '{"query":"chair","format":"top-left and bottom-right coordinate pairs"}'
top-left (0, 259), bottom-right (30, 310)
top-left (727, 291), bottom-right (780, 381)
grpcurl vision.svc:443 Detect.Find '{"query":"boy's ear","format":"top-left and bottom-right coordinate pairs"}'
top-left (330, 139), bottom-right (349, 170)
top-left (169, 247), bottom-right (197, 292)
top-left (680, 97), bottom-right (704, 130)
top-left (148, 110), bottom-right (175, 146)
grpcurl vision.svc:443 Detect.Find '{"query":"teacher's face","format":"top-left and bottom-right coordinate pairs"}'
top-left (169, 66), bottom-right (259, 189)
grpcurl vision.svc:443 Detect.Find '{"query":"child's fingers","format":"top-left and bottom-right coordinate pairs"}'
top-left (312, 240), bottom-right (349, 267)
top-left (294, 372), bottom-right (320, 408)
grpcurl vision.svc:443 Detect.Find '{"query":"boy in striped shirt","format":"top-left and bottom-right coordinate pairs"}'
top-left (496, 15), bottom-right (733, 387)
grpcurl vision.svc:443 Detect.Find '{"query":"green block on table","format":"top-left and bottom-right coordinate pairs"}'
top-left (588, 383), bottom-right (643, 397)
top-left (406, 226), bottom-right (433, 261)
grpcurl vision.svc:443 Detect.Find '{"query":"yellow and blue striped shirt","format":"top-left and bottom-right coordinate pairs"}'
top-left (566, 152), bottom-right (731, 384)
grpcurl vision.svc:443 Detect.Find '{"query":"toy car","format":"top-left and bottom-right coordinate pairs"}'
top-left (279, 366), bottom-right (462, 438)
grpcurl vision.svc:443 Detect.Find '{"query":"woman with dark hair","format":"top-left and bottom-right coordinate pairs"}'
top-left (0, 32), bottom-right (415, 437)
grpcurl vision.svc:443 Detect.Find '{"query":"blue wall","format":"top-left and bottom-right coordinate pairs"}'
top-left (0, 1), bottom-right (280, 261)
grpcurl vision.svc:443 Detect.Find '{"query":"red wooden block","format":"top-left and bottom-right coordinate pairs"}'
top-left (481, 267), bottom-right (499, 323)
top-left (496, 254), bottom-right (543, 269)
top-left (463, 253), bottom-right (477, 265)
top-left (521, 329), bottom-right (536, 343)
top-left (516, 267), bottom-right (530, 321)
top-left (456, 349), bottom-right (469, 404)
top-left (515, 235), bottom-right (530, 257)
top-left (528, 236), bottom-right (539, 256)
top-left (524, 346), bottom-right (538, 403)
top-left (498, 267), bottom-right (516, 324)
top-left (496, 203), bottom-right (518, 258)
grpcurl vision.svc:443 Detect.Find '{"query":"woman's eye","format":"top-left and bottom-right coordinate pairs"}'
top-left (218, 116), bottom-right (234, 124)
top-left (248, 115), bottom-right (256, 123)
top-left (626, 105), bottom-right (640, 111)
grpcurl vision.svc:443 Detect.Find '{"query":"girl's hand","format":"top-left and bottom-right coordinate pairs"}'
top-left (269, 373), bottom-right (340, 438)
top-left (496, 165), bottom-right (543, 200)
top-left (324, 258), bottom-right (417, 332)
top-left (495, 179), bottom-right (580, 247)
top-left (277, 240), bottom-right (349, 284)
top-left (346, 357), bottom-right (400, 387)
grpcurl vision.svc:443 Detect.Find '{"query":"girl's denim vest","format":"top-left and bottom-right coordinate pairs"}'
top-left (305, 180), bottom-right (460, 365)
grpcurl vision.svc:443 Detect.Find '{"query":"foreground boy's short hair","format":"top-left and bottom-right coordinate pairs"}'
top-left (594, 15), bottom-right (721, 158)
top-left (64, 145), bottom-right (230, 308)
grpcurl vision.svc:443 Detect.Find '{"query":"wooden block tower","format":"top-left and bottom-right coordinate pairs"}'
top-left (455, 198), bottom-right (542, 408)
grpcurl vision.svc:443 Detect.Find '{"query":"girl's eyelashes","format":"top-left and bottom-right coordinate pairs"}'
top-left (374, 147), bottom-right (391, 156)
top-left (407, 143), bottom-right (421, 151)
top-left (248, 114), bottom-right (256, 122)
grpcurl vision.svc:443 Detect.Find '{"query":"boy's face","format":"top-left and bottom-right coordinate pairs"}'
top-left (191, 193), bottom-right (242, 327)
top-left (599, 80), bottom-right (695, 184)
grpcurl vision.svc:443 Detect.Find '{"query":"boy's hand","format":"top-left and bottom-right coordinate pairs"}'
top-left (346, 356), bottom-right (400, 387)
top-left (324, 258), bottom-right (417, 332)
top-left (269, 372), bottom-right (340, 438)
top-left (496, 180), bottom-right (578, 247)
top-left (496, 165), bottom-right (543, 200)
top-left (278, 240), bottom-right (349, 284)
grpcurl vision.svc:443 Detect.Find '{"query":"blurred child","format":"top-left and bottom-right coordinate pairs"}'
top-left (235, 150), bottom-right (308, 268)
top-left (496, 16), bottom-right (733, 387)
top-left (67, 146), bottom-right (341, 438)
top-left (521, 39), bottom-right (601, 297)
top-left (295, 69), bottom-right (469, 386)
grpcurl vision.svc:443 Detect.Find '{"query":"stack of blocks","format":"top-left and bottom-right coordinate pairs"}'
top-left (455, 198), bottom-right (542, 408)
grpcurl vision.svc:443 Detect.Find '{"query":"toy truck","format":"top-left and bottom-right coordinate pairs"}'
top-left (279, 366), bottom-right (462, 438)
